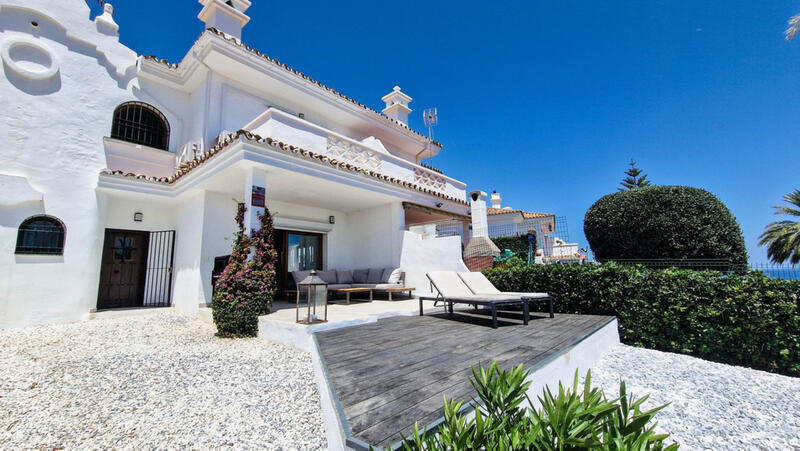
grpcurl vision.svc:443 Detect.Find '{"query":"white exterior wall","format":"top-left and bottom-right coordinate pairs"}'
top-left (171, 191), bottom-right (206, 316)
top-left (0, 1), bottom-right (137, 328)
top-left (344, 203), bottom-right (405, 270)
top-left (199, 191), bottom-right (239, 305)
top-left (400, 232), bottom-right (468, 297)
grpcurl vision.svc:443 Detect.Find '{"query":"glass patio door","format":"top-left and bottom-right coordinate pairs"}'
top-left (287, 232), bottom-right (321, 272)
top-left (276, 230), bottom-right (323, 298)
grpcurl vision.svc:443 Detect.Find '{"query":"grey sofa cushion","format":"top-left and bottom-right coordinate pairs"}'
top-left (381, 268), bottom-right (403, 284)
top-left (352, 269), bottom-right (369, 283)
top-left (337, 270), bottom-right (354, 284)
top-left (317, 270), bottom-right (338, 284)
top-left (291, 270), bottom-right (312, 285)
top-left (367, 268), bottom-right (384, 284)
top-left (327, 284), bottom-right (353, 290)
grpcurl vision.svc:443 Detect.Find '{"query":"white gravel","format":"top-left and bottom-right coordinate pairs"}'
top-left (590, 344), bottom-right (800, 450)
top-left (0, 312), bottom-right (326, 450)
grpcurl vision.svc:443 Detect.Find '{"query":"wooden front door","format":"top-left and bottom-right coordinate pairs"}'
top-left (97, 229), bottom-right (149, 309)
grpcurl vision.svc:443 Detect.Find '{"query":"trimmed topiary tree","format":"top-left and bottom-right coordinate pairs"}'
top-left (584, 186), bottom-right (747, 265)
top-left (212, 203), bottom-right (278, 338)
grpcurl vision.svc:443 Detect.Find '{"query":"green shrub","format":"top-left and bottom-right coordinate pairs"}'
top-left (491, 235), bottom-right (536, 262)
top-left (584, 186), bottom-right (747, 265)
top-left (484, 263), bottom-right (800, 376)
top-left (397, 363), bottom-right (677, 450)
top-left (212, 203), bottom-right (278, 338)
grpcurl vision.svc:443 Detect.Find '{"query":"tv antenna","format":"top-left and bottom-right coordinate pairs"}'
top-left (422, 107), bottom-right (438, 165)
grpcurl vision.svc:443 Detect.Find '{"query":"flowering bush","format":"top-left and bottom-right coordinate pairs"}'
top-left (212, 203), bottom-right (278, 337)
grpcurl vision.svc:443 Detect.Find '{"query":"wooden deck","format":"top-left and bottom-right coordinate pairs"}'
top-left (315, 307), bottom-right (615, 448)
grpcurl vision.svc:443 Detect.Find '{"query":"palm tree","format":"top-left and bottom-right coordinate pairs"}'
top-left (759, 190), bottom-right (800, 264)
top-left (786, 14), bottom-right (800, 41)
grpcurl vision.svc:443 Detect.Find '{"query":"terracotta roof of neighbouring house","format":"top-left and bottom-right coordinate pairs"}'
top-left (101, 130), bottom-right (467, 205)
top-left (142, 28), bottom-right (442, 148)
top-left (487, 207), bottom-right (553, 219)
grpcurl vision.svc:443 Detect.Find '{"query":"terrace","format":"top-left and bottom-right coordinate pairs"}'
top-left (253, 297), bottom-right (619, 450)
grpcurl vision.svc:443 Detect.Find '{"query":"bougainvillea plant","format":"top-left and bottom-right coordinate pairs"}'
top-left (212, 202), bottom-right (278, 338)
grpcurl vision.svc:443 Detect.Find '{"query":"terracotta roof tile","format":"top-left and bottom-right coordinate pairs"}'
top-left (142, 28), bottom-right (442, 148)
top-left (101, 130), bottom-right (467, 205)
top-left (487, 207), bottom-right (553, 219)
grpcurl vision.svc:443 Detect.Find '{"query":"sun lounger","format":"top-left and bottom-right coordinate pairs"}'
top-left (418, 271), bottom-right (533, 328)
top-left (457, 271), bottom-right (554, 318)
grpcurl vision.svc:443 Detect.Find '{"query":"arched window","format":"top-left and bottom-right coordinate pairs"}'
top-left (111, 101), bottom-right (170, 150)
top-left (15, 216), bottom-right (65, 255)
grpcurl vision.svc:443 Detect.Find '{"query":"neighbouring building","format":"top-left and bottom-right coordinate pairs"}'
top-left (486, 191), bottom-right (584, 263)
top-left (0, 0), bottom-right (480, 328)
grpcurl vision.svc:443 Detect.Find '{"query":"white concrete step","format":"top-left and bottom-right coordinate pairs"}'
top-left (197, 307), bottom-right (214, 324)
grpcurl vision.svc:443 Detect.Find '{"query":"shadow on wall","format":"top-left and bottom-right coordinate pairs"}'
top-left (2, 63), bottom-right (61, 95)
top-left (0, 6), bottom-right (136, 91)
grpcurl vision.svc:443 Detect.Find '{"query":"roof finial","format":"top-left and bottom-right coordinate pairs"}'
top-left (94, 2), bottom-right (119, 34)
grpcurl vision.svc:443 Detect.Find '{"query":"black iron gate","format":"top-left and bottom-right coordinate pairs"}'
top-left (143, 230), bottom-right (175, 307)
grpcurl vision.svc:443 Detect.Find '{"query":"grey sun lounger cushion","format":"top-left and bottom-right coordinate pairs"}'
top-left (426, 271), bottom-right (518, 301)
top-left (457, 271), bottom-right (550, 299)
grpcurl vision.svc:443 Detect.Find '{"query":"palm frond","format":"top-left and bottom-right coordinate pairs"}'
top-left (760, 190), bottom-right (800, 263)
top-left (786, 14), bottom-right (800, 41)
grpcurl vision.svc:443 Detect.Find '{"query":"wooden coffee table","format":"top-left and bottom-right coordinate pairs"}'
top-left (330, 287), bottom-right (373, 304)
top-left (383, 287), bottom-right (415, 301)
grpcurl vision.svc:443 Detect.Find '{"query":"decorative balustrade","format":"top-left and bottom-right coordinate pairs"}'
top-left (324, 134), bottom-right (460, 197)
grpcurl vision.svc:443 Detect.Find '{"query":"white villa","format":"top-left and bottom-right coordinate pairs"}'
top-left (0, 0), bottom-right (560, 328)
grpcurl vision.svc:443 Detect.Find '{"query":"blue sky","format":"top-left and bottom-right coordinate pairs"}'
top-left (93, 1), bottom-right (800, 263)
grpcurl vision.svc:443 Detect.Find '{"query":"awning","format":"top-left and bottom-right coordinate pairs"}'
top-left (402, 201), bottom-right (470, 225)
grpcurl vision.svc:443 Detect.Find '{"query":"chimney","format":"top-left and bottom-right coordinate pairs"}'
top-left (463, 190), bottom-right (500, 267)
top-left (490, 190), bottom-right (502, 209)
top-left (198, 0), bottom-right (251, 41)
top-left (381, 86), bottom-right (412, 126)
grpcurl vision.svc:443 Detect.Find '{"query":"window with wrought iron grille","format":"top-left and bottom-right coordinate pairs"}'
top-left (15, 216), bottom-right (65, 255)
top-left (110, 101), bottom-right (170, 150)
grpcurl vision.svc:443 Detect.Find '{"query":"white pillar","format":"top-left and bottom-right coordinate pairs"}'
top-left (243, 167), bottom-right (267, 236)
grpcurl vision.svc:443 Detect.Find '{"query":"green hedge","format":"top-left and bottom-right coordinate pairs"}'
top-left (584, 186), bottom-right (748, 265)
top-left (484, 263), bottom-right (800, 376)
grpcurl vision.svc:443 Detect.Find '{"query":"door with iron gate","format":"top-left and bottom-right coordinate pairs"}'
top-left (97, 229), bottom-right (175, 310)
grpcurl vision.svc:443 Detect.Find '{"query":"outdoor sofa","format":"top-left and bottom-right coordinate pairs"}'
top-left (290, 268), bottom-right (410, 301)
top-left (418, 271), bottom-right (554, 328)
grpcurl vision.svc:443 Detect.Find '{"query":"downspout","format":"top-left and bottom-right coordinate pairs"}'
top-left (194, 49), bottom-right (213, 150)
top-left (415, 141), bottom-right (429, 165)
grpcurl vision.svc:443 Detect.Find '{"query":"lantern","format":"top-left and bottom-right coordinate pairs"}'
top-left (296, 269), bottom-right (328, 324)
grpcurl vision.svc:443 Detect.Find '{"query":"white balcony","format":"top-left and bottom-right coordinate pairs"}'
top-left (242, 108), bottom-right (467, 201)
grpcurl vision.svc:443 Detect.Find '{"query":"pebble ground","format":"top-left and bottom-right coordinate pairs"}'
top-left (0, 313), bottom-right (326, 450)
top-left (590, 344), bottom-right (800, 450)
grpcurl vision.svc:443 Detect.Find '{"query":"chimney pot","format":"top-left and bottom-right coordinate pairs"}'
top-left (381, 86), bottom-right (412, 126)
top-left (490, 191), bottom-right (502, 209)
top-left (198, 0), bottom-right (252, 41)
